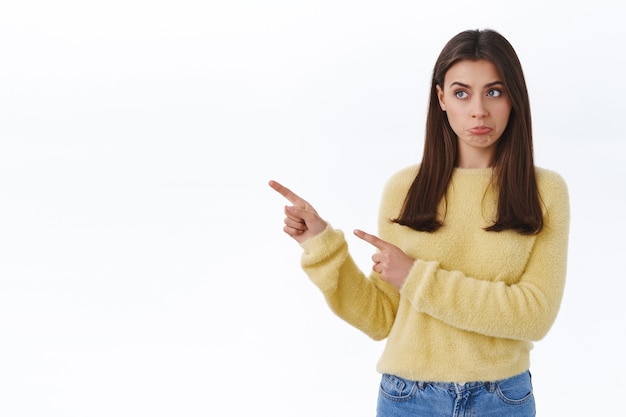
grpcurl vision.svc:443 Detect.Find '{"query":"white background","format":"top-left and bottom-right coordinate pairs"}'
top-left (1, 0), bottom-right (624, 415)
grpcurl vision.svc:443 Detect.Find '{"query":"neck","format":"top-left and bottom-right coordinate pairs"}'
top-left (456, 147), bottom-right (494, 169)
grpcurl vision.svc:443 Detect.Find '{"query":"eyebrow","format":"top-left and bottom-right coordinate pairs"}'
top-left (449, 81), bottom-right (505, 89)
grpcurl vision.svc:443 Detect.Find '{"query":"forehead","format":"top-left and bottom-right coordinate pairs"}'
top-left (444, 59), bottom-right (503, 86)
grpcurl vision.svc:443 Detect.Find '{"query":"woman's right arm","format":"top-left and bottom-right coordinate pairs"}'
top-left (300, 226), bottom-right (400, 341)
top-left (269, 180), bottom-right (400, 340)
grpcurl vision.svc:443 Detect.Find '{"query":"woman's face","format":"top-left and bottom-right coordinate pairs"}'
top-left (436, 59), bottom-right (512, 168)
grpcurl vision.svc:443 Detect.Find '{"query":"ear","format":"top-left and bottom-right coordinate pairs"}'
top-left (436, 85), bottom-right (446, 111)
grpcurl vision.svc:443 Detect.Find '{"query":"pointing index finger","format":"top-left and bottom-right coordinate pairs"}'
top-left (268, 180), bottom-right (308, 207)
top-left (353, 229), bottom-right (391, 250)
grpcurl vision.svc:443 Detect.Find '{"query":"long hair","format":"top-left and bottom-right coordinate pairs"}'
top-left (393, 29), bottom-right (543, 234)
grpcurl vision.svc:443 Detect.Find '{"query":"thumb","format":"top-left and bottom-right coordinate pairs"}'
top-left (286, 205), bottom-right (316, 222)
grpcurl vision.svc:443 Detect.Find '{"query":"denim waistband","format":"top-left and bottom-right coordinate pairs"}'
top-left (415, 370), bottom-right (531, 393)
top-left (417, 380), bottom-right (496, 393)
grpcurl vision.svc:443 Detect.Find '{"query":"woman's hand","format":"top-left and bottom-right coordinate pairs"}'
top-left (269, 180), bottom-right (328, 244)
top-left (354, 229), bottom-right (414, 289)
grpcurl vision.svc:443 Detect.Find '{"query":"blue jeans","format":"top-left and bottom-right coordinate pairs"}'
top-left (377, 370), bottom-right (535, 417)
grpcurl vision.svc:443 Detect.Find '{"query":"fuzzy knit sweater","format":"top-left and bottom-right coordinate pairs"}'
top-left (299, 165), bottom-right (570, 383)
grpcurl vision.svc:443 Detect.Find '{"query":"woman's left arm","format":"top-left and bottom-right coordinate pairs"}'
top-left (399, 175), bottom-right (570, 341)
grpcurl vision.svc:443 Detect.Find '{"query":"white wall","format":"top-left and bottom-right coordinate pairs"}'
top-left (0, 0), bottom-right (624, 415)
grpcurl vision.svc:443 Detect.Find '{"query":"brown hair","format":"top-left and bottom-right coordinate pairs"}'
top-left (393, 29), bottom-right (543, 234)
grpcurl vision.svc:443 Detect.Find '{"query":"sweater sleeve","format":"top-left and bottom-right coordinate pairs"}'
top-left (399, 172), bottom-right (570, 341)
top-left (299, 225), bottom-right (400, 341)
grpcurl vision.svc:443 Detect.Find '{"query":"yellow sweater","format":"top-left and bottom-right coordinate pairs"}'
top-left (300, 166), bottom-right (570, 383)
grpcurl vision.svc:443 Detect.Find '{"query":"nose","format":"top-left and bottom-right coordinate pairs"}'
top-left (471, 97), bottom-right (488, 118)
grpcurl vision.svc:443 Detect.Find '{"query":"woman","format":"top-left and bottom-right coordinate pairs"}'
top-left (269, 29), bottom-right (569, 417)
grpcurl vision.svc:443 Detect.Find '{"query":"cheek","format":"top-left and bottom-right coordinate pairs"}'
top-left (445, 108), bottom-right (465, 130)
top-left (497, 108), bottom-right (512, 128)
top-left (497, 101), bottom-right (512, 125)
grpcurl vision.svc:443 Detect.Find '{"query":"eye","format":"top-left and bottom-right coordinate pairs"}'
top-left (454, 90), bottom-right (469, 99)
top-left (487, 89), bottom-right (502, 97)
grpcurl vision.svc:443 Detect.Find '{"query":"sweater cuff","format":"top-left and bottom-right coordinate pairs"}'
top-left (399, 259), bottom-right (440, 310)
top-left (299, 225), bottom-right (349, 292)
top-left (299, 224), bottom-right (345, 265)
